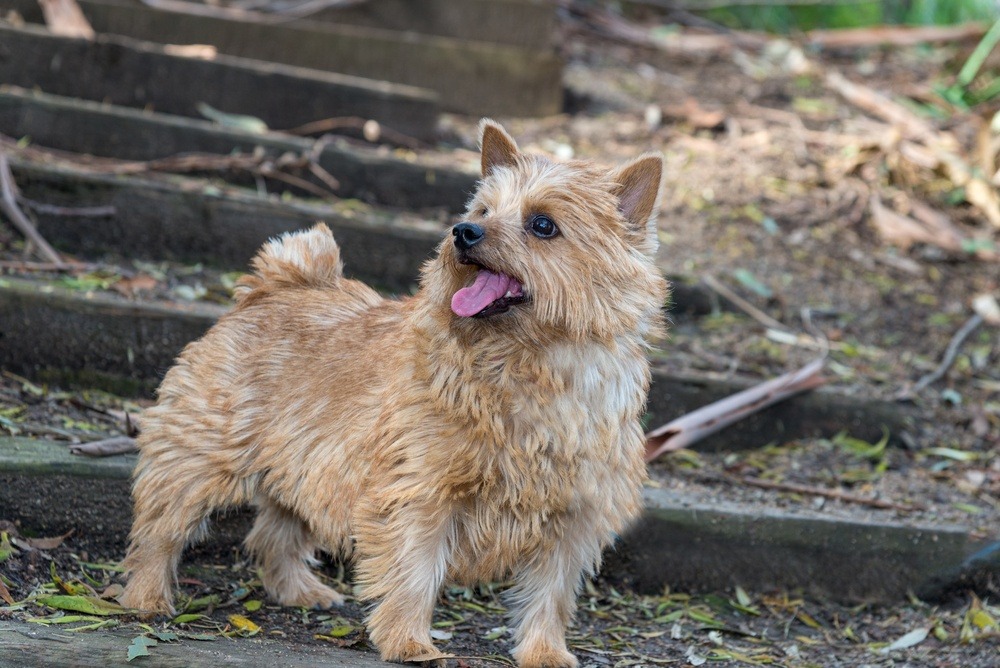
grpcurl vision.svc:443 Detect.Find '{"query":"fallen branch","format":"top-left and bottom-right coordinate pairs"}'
top-left (0, 152), bottom-right (68, 268)
top-left (645, 357), bottom-right (826, 462)
top-left (806, 23), bottom-right (988, 50)
top-left (738, 476), bottom-right (922, 512)
top-left (897, 313), bottom-right (985, 400)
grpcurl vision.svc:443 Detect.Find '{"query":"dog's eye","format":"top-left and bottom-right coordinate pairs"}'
top-left (529, 214), bottom-right (559, 239)
top-left (477, 206), bottom-right (488, 217)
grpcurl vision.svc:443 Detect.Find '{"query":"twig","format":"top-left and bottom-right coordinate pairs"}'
top-left (0, 152), bottom-right (68, 268)
top-left (0, 260), bottom-right (93, 272)
top-left (284, 117), bottom-right (424, 150)
top-left (738, 476), bottom-right (922, 512)
top-left (897, 314), bottom-right (985, 400)
top-left (645, 357), bottom-right (826, 462)
top-left (70, 436), bottom-right (138, 457)
top-left (18, 198), bottom-right (116, 218)
top-left (701, 274), bottom-right (788, 331)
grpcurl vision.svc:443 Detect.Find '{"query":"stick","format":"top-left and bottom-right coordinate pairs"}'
top-left (738, 476), bottom-right (922, 512)
top-left (645, 357), bottom-right (826, 462)
top-left (0, 260), bottom-right (93, 272)
top-left (69, 436), bottom-right (138, 457)
top-left (701, 274), bottom-right (788, 331)
top-left (18, 199), bottom-right (116, 218)
top-left (806, 23), bottom-right (988, 50)
top-left (0, 152), bottom-right (68, 268)
top-left (898, 314), bottom-right (985, 399)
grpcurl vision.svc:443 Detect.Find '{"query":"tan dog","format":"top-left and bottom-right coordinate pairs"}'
top-left (120, 120), bottom-right (668, 667)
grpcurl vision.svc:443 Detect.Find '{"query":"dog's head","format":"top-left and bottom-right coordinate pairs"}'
top-left (424, 120), bottom-right (668, 342)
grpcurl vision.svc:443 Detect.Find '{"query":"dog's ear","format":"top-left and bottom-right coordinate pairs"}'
top-left (479, 119), bottom-right (519, 176)
top-left (610, 153), bottom-right (663, 257)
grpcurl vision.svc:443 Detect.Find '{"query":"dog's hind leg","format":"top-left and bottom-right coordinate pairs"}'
top-left (120, 469), bottom-right (238, 616)
top-left (245, 499), bottom-right (344, 609)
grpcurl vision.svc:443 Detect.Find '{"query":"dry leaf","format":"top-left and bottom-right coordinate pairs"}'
top-left (662, 98), bottom-right (726, 130)
top-left (112, 274), bottom-right (159, 298)
top-left (972, 294), bottom-right (1000, 325)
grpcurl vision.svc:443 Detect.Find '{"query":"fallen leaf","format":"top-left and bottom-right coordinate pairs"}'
top-left (112, 275), bottom-right (159, 298)
top-left (27, 529), bottom-right (74, 551)
top-left (227, 613), bottom-right (260, 635)
top-left (37, 595), bottom-right (132, 616)
top-left (243, 599), bottom-right (262, 612)
top-left (0, 578), bottom-right (15, 605)
top-left (972, 294), bottom-right (1000, 325)
top-left (0, 532), bottom-right (15, 563)
top-left (171, 613), bottom-right (206, 624)
top-left (127, 635), bottom-right (157, 662)
top-left (880, 627), bottom-right (929, 653)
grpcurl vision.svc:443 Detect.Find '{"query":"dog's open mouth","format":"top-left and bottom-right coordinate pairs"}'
top-left (451, 268), bottom-right (527, 318)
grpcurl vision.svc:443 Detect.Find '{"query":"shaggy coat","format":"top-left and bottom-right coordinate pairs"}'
top-left (120, 121), bottom-right (669, 668)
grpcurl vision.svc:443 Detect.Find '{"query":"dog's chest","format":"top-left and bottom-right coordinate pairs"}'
top-left (451, 341), bottom-right (646, 499)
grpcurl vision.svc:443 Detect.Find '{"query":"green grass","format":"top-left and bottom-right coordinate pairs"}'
top-left (692, 0), bottom-right (998, 33)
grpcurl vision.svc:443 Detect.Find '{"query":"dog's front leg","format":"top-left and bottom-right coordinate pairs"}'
top-left (356, 499), bottom-right (454, 663)
top-left (506, 535), bottom-right (599, 668)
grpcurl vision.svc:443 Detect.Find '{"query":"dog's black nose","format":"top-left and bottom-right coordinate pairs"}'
top-left (452, 222), bottom-right (485, 251)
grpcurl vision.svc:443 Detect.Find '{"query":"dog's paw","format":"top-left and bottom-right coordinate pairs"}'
top-left (379, 639), bottom-right (448, 664)
top-left (512, 644), bottom-right (578, 668)
top-left (118, 590), bottom-right (175, 619)
top-left (278, 583), bottom-right (345, 609)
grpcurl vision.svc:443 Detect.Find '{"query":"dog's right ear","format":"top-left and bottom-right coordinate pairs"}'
top-left (479, 119), bottom-right (519, 176)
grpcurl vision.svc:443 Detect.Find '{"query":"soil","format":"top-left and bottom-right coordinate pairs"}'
top-left (1, 8), bottom-right (999, 668)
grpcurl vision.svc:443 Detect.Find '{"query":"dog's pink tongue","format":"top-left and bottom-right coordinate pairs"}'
top-left (451, 270), bottom-right (517, 317)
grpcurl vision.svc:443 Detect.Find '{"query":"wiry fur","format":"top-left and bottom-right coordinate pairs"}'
top-left (120, 121), bottom-right (669, 667)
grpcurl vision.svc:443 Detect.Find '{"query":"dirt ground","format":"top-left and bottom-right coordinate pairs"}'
top-left (2, 8), bottom-right (1000, 667)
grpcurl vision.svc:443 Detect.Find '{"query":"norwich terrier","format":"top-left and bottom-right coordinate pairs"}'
top-left (120, 120), bottom-right (668, 667)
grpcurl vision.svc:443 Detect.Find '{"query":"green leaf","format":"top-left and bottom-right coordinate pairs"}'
top-left (326, 625), bottom-right (354, 638)
top-left (171, 613), bottom-right (207, 624)
top-left (126, 636), bottom-right (157, 662)
top-left (0, 532), bottom-right (15, 563)
top-left (243, 599), bottom-right (262, 612)
top-left (732, 269), bottom-right (773, 298)
top-left (37, 595), bottom-right (131, 616)
top-left (926, 447), bottom-right (979, 462)
top-left (196, 103), bottom-right (268, 134)
top-left (26, 615), bottom-right (105, 625)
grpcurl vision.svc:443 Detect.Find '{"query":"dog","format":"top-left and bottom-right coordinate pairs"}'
top-left (120, 120), bottom-right (668, 667)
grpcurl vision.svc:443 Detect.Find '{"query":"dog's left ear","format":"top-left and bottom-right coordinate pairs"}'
top-left (479, 119), bottom-right (520, 177)
top-left (610, 153), bottom-right (663, 257)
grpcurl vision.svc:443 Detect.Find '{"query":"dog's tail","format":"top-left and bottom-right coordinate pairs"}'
top-left (234, 223), bottom-right (343, 300)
